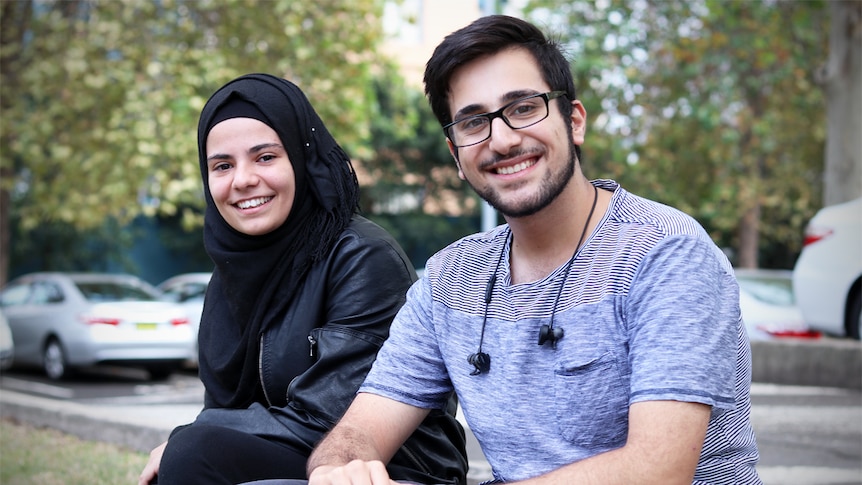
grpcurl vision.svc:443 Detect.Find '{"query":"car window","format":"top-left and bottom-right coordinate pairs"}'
top-left (31, 282), bottom-right (64, 304)
top-left (162, 282), bottom-right (208, 303)
top-left (76, 282), bottom-right (158, 302)
top-left (0, 284), bottom-right (31, 307)
top-left (160, 286), bottom-right (183, 302)
top-left (737, 277), bottom-right (795, 306)
top-left (180, 283), bottom-right (208, 302)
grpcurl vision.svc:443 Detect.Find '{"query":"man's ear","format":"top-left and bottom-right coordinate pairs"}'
top-left (447, 138), bottom-right (465, 180)
top-left (570, 100), bottom-right (587, 146)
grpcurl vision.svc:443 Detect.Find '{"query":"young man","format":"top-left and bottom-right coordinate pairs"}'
top-left (307, 15), bottom-right (761, 485)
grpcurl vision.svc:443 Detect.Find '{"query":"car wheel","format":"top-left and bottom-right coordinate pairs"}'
top-left (43, 339), bottom-right (69, 380)
top-left (848, 291), bottom-right (861, 340)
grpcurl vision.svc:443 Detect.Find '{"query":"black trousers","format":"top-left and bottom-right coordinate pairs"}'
top-left (154, 424), bottom-right (308, 485)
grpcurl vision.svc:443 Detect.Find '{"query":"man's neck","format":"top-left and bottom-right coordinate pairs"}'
top-left (505, 178), bottom-right (604, 285)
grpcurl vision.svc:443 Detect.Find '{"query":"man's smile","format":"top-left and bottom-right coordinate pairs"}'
top-left (495, 159), bottom-right (536, 175)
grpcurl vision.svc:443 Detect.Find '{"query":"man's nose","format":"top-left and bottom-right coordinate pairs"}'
top-left (487, 116), bottom-right (521, 154)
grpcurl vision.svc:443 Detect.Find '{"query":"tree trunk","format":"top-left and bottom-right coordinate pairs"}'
top-left (823, 1), bottom-right (862, 206)
top-left (0, 178), bottom-right (8, 287)
top-left (737, 202), bottom-right (761, 269)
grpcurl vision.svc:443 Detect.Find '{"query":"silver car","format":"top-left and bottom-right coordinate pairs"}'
top-left (0, 310), bottom-right (13, 371)
top-left (157, 272), bottom-right (212, 365)
top-left (734, 268), bottom-right (809, 340)
top-left (0, 272), bottom-right (196, 380)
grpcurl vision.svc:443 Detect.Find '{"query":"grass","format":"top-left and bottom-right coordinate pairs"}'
top-left (0, 417), bottom-right (149, 485)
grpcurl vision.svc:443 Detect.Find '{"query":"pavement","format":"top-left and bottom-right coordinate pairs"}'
top-left (1, 336), bottom-right (860, 485)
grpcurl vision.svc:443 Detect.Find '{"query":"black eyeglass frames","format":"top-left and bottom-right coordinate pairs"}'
top-left (443, 91), bottom-right (567, 148)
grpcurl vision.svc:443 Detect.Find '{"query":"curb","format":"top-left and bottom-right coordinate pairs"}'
top-left (751, 338), bottom-right (861, 390)
top-left (1, 337), bottom-right (859, 478)
top-left (0, 389), bottom-right (195, 453)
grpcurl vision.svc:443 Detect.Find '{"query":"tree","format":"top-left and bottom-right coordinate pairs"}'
top-left (820, 0), bottom-right (862, 206)
top-left (0, 0), bottom-right (388, 285)
top-left (360, 63), bottom-right (478, 266)
top-left (524, 0), bottom-right (829, 268)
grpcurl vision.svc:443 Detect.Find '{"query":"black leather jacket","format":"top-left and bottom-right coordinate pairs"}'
top-left (189, 216), bottom-right (468, 484)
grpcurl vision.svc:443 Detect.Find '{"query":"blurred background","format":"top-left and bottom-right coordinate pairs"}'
top-left (1, 0), bottom-right (859, 285)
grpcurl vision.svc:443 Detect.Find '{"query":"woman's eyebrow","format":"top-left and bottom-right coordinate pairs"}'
top-left (206, 153), bottom-right (231, 163)
top-left (206, 143), bottom-right (284, 162)
top-left (248, 142), bottom-right (284, 154)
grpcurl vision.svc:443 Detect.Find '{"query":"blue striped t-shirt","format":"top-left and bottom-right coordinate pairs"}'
top-left (361, 179), bottom-right (761, 484)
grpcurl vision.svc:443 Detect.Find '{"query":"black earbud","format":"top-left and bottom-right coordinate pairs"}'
top-left (538, 324), bottom-right (564, 347)
top-left (468, 273), bottom-right (497, 376)
top-left (468, 352), bottom-right (491, 375)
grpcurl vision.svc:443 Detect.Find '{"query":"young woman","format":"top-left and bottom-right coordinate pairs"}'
top-left (139, 73), bottom-right (467, 485)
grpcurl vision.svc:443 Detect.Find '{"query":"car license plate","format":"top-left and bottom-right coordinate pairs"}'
top-left (137, 323), bottom-right (158, 330)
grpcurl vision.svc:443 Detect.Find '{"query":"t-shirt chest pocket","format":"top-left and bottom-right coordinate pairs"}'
top-left (554, 351), bottom-right (629, 447)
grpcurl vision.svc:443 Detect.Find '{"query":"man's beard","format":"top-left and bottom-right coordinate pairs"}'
top-left (467, 141), bottom-right (578, 219)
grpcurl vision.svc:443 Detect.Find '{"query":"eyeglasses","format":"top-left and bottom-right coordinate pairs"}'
top-left (443, 91), bottom-right (567, 148)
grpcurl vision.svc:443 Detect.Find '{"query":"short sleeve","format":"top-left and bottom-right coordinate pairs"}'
top-left (625, 235), bottom-right (739, 411)
top-left (360, 276), bottom-right (454, 409)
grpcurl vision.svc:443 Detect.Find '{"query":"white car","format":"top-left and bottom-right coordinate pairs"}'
top-left (792, 197), bottom-right (862, 339)
top-left (734, 268), bottom-right (807, 340)
top-left (0, 310), bottom-right (13, 371)
top-left (158, 272), bottom-right (212, 365)
top-left (0, 272), bottom-right (196, 380)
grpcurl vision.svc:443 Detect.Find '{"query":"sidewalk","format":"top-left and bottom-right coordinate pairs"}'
top-left (1, 337), bottom-right (859, 485)
top-left (0, 387), bottom-right (199, 453)
top-left (0, 385), bottom-right (495, 484)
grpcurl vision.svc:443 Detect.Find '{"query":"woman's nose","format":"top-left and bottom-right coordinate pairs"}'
top-left (232, 161), bottom-right (259, 189)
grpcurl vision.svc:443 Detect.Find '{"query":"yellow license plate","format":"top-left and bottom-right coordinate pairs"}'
top-left (136, 323), bottom-right (158, 330)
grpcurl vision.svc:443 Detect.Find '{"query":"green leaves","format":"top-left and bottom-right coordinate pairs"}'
top-left (525, 0), bottom-right (829, 267)
top-left (2, 0), bottom-right (387, 234)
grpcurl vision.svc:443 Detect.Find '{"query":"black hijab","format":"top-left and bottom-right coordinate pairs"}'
top-left (197, 73), bottom-right (359, 408)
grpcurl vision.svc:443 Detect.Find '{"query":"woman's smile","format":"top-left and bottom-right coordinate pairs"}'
top-left (235, 196), bottom-right (274, 210)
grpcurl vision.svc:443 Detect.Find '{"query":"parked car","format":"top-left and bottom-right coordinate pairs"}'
top-left (0, 310), bottom-right (14, 371)
top-left (734, 268), bottom-right (808, 340)
top-left (157, 272), bottom-right (211, 365)
top-left (792, 197), bottom-right (862, 339)
top-left (0, 272), bottom-right (195, 380)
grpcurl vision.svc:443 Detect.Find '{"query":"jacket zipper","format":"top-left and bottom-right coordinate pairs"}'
top-left (308, 333), bottom-right (317, 357)
top-left (259, 333), bottom-right (273, 406)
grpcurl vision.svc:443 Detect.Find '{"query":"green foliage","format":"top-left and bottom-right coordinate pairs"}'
top-left (368, 212), bottom-right (480, 268)
top-left (0, 0), bottom-right (390, 279)
top-left (362, 62), bottom-right (473, 214)
top-left (360, 61), bottom-right (480, 267)
top-left (1, 0), bottom-right (387, 227)
top-left (525, 0), bottom-right (829, 267)
top-left (9, 215), bottom-right (139, 275)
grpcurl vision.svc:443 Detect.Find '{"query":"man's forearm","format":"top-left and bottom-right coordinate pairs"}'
top-left (307, 392), bottom-right (432, 482)
top-left (307, 423), bottom-right (385, 475)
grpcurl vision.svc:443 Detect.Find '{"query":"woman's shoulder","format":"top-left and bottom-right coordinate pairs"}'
top-left (337, 215), bottom-right (405, 252)
top-left (326, 214), bottom-right (416, 278)
top-left (343, 214), bottom-right (392, 238)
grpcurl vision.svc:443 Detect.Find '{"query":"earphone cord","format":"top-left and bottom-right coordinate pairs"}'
top-left (477, 183), bottom-right (599, 355)
top-left (546, 183), bottom-right (599, 334)
top-left (476, 232), bottom-right (509, 356)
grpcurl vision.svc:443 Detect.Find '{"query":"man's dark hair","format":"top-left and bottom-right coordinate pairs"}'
top-left (423, 15), bottom-right (576, 128)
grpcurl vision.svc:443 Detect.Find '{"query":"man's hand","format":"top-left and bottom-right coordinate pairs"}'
top-left (138, 440), bottom-right (167, 485)
top-left (306, 393), bottom-right (430, 483)
top-left (308, 459), bottom-right (398, 485)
